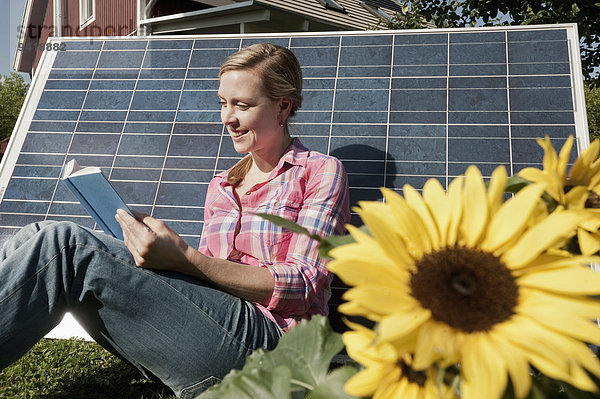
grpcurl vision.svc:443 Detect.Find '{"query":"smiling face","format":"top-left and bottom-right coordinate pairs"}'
top-left (218, 69), bottom-right (289, 159)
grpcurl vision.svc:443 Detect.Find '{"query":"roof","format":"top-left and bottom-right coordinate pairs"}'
top-left (15, 0), bottom-right (406, 73)
top-left (141, 0), bottom-right (398, 34)
top-left (252, 0), bottom-right (391, 30)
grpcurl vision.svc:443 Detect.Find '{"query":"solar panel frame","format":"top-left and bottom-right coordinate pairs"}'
top-left (0, 24), bottom-right (589, 249)
top-left (0, 23), bottom-right (589, 336)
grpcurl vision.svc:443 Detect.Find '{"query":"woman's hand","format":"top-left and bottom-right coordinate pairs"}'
top-left (116, 209), bottom-right (274, 304)
top-left (115, 209), bottom-right (194, 273)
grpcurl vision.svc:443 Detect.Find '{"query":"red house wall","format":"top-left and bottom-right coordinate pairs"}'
top-left (32, 0), bottom-right (137, 74)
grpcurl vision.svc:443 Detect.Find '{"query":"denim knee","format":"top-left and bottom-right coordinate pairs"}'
top-left (179, 376), bottom-right (222, 399)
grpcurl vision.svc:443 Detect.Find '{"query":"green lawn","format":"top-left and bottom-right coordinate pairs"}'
top-left (0, 338), bottom-right (176, 398)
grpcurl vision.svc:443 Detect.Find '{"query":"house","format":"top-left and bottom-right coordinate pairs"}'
top-left (14, 0), bottom-right (403, 77)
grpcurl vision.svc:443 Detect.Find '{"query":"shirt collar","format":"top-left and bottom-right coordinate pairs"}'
top-left (279, 137), bottom-right (308, 169)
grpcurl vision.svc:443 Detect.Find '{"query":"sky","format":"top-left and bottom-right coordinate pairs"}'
top-left (1, 0), bottom-right (30, 81)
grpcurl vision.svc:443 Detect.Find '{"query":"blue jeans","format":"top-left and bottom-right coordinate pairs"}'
top-left (0, 221), bottom-right (282, 398)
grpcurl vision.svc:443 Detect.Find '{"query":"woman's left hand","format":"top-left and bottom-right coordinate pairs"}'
top-left (115, 209), bottom-right (194, 272)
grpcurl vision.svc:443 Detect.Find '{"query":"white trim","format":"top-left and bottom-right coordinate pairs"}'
top-left (139, 1), bottom-right (254, 25)
top-left (53, 0), bottom-right (62, 37)
top-left (13, 0), bottom-right (35, 72)
top-left (79, 0), bottom-right (96, 30)
top-left (567, 23), bottom-right (590, 150)
top-left (51, 21), bottom-right (580, 42)
top-left (0, 49), bottom-right (57, 200)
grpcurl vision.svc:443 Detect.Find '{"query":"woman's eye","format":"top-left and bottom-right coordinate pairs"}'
top-left (218, 100), bottom-right (226, 107)
top-left (236, 103), bottom-right (250, 110)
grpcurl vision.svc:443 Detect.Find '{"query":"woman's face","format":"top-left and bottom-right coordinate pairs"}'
top-left (218, 69), bottom-right (286, 156)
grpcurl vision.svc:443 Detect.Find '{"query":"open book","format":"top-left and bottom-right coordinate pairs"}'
top-left (61, 159), bottom-right (133, 239)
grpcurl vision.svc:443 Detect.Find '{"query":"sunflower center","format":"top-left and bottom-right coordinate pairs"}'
top-left (398, 359), bottom-right (427, 387)
top-left (585, 191), bottom-right (600, 209)
top-left (410, 246), bottom-right (518, 333)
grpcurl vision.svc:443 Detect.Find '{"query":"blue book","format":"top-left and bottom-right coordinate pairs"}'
top-left (61, 159), bottom-right (133, 239)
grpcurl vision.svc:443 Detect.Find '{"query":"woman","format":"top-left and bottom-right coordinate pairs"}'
top-left (0, 43), bottom-right (350, 398)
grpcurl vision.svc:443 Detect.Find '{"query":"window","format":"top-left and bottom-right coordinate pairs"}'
top-left (316, 0), bottom-right (346, 13)
top-left (360, 1), bottom-right (393, 22)
top-left (80, 0), bottom-right (96, 29)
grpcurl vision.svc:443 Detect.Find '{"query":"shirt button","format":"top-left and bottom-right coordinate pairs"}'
top-left (245, 191), bottom-right (251, 195)
top-left (274, 201), bottom-right (280, 207)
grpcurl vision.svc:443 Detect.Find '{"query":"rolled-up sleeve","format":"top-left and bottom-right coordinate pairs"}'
top-left (262, 157), bottom-right (349, 317)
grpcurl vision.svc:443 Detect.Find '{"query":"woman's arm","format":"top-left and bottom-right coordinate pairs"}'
top-left (115, 209), bottom-right (275, 304)
top-left (260, 156), bottom-right (350, 317)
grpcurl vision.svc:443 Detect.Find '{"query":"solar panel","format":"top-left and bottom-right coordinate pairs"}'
top-left (0, 25), bottom-right (588, 332)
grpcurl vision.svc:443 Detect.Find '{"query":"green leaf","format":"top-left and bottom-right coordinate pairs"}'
top-left (306, 366), bottom-right (359, 399)
top-left (318, 233), bottom-right (356, 259)
top-left (245, 316), bottom-right (345, 389)
top-left (254, 213), bottom-right (323, 242)
top-left (255, 213), bottom-right (371, 260)
top-left (197, 366), bottom-right (292, 399)
top-left (318, 226), bottom-right (370, 259)
top-left (196, 316), bottom-right (350, 399)
top-left (505, 175), bottom-right (531, 193)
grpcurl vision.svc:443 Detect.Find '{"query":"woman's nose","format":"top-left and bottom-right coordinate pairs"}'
top-left (221, 106), bottom-right (236, 126)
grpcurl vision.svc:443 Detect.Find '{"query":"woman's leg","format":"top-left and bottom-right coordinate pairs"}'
top-left (0, 221), bottom-right (281, 398)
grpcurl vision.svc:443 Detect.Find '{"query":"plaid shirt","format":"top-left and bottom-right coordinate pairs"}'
top-left (198, 139), bottom-right (350, 331)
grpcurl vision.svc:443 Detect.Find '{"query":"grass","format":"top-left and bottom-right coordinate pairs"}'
top-left (0, 338), bottom-right (176, 399)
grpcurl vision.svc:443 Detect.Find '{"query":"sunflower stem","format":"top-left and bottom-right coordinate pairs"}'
top-left (290, 378), bottom-right (314, 391)
top-left (436, 364), bottom-right (446, 399)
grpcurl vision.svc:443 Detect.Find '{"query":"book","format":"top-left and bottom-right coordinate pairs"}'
top-left (61, 159), bottom-right (133, 240)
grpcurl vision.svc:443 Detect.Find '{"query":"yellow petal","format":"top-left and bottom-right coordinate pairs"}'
top-left (502, 209), bottom-right (582, 269)
top-left (519, 307), bottom-right (600, 346)
top-left (377, 188), bottom-right (431, 258)
top-left (570, 139), bottom-right (600, 185)
top-left (460, 166), bottom-right (488, 246)
top-left (412, 321), bottom-right (454, 369)
top-left (328, 244), bottom-right (409, 286)
top-left (557, 135), bottom-right (574, 181)
top-left (337, 301), bottom-right (379, 319)
top-left (342, 286), bottom-right (417, 315)
top-left (378, 308), bottom-right (431, 343)
top-left (423, 178), bottom-right (451, 245)
top-left (343, 326), bottom-right (398, 365)
top-left (538, 136), bottom-right (558, 172)
top-left (345, 365), bottom-right (387, 397)
top-left (519, 286), bottom-right (600, 319)
top-left (564, 185), bottom-right (588, 210)
top-left (512, 252), bottom-right (600, 276)
top-left (355, 202), bottom-right (416, 265)
top-left (579, 213), bottom-right (600, 231)
top-left (447, 176), bottom-right (463, 246)
top-left (461, 334), bottom-right (508, 399)
top-left (487, 165), bottom-right (508, 214)
top-left (489, 331), bottom-right (532, 399)
top-left (499, 316), bottom-right (572, 380)
top-left (577, 228), bottom-right (600, 256)
top-left (518, 265), bottom-right (600, 295)
top-left (402, 184), bottom-right (441, 249)
top-left (482, 183), bottom-right (546, 252)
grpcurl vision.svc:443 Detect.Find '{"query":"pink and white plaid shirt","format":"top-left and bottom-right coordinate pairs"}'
top-left (198, 139), bottom-right (350, 331)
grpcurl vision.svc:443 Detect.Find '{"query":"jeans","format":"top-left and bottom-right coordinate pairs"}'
top-left (0, 221), bottom-right (282, 398)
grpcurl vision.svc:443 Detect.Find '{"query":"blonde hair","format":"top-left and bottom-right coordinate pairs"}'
top-left (220, 43), bottom-right (303, 186)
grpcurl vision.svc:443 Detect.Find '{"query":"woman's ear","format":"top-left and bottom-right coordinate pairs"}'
top-left (279, 98), bottom-right (293, 118)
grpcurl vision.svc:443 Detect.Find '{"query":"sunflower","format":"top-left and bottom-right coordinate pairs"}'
top-left (518, 136), bottom-right (600, 255)
top-left (328, 165), bottom-right (600, 399)
top-left (343, 320), bottom-right (457, 399)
